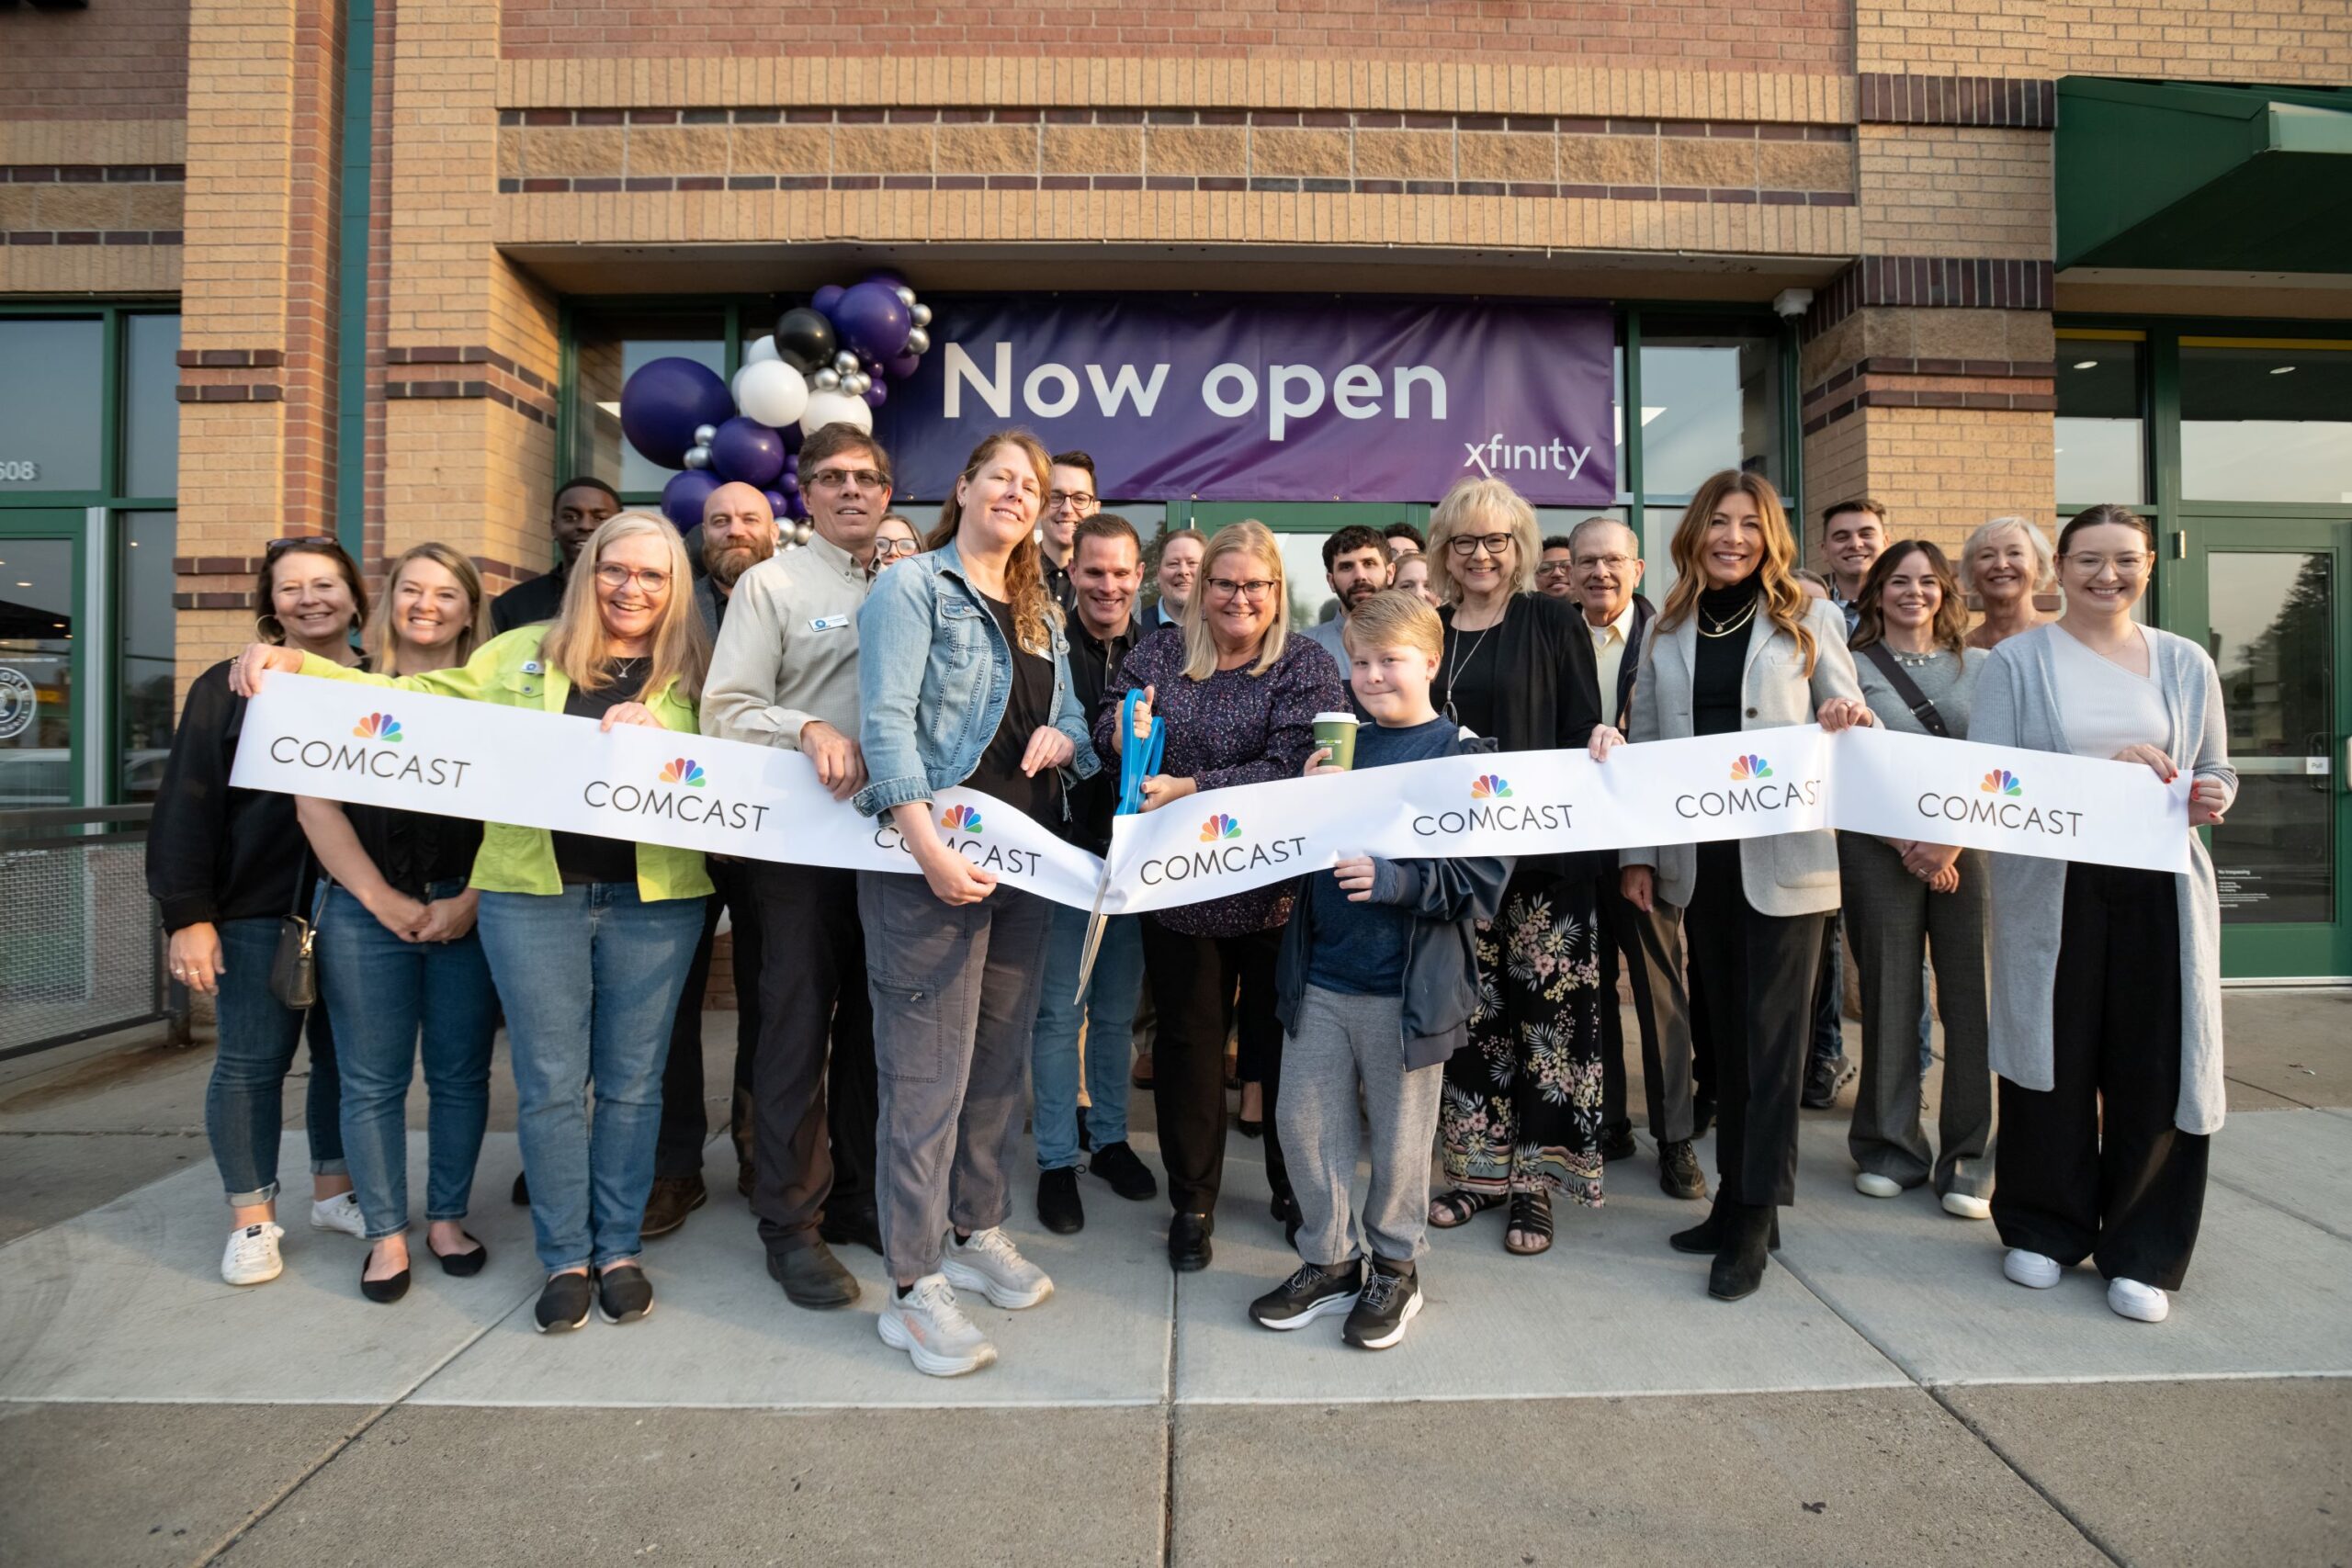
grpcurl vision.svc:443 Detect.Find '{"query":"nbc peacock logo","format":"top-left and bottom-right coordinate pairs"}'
top-left (1981, 768), bottom-right (2022, 796)
top-left (1470, 773), bottom-right (1512, 800)
top-left (940, 804), bottom-right (983, 835)
top-left (659, 759), bottom-right (707, 788)
top-left (352, 712), bottom-right (402, 743)
top-left (1730, 753), bottom-right (1771, 781)
top-left (1200, 812), bottom-right (1241, 842)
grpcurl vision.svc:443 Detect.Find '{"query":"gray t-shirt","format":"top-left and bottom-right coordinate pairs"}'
top-left (1853, 644), bottom-right (1986, 737)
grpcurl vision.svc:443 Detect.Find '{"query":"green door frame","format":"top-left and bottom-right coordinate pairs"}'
top-left (0, 510), bottom-right (92, 809)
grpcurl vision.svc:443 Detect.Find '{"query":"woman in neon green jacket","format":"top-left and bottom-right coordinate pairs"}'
top-left (235, 512), bottom-right (710, 1334)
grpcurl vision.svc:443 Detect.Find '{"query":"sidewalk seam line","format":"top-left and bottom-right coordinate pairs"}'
top-left (2206, 1168), bottom-right (2352, 1245)
top-left (1160, 1256), bottom-right (1178, 1568)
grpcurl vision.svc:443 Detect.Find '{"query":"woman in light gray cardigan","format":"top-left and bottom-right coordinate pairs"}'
top-left (1971, 504), bottom-right (2234, 1326)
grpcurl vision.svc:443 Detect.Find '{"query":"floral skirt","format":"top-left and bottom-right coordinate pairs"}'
top-left (1438, 864), bottom-right (1607, 1206)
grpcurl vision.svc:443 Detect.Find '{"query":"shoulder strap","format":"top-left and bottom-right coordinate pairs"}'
top-left (1858, 642), bottom-right (1951, 739)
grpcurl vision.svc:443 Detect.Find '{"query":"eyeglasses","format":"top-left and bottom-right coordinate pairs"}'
top-left (1573, 554), bottom-right (1636, 572)
top-left (808, 468), bottom-right (888, 491)
top-left (594, 563), bottom-right (673, 594)
top-left (1447, 533), bottom-right (1517, 558)
top-left (1046, 490), bottom-right (1099, 514)
top-left (2064, 552), bottom-right (2149, 577)
top-left (1205, 576), bottom-right (1277, 603)
top-left (1535, 560), bottom-right (1576, 579)
top-left (873, 536), bottom-right (919, 560)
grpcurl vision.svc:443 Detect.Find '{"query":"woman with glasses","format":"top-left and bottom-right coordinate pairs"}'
top-left (1975, 503), bottom-right (2233, 1325)
top-left (1621, 470), bottom-right (1872, 1302)
top-left (1103, 520), bottom-right (1349, 1272)
top-left (1422, 479), bottom-right (1612, 1257)
top-left (233, 513), bottom-right (713, 1335)
top-left (870, 513), bottom-right (922, 574)
top-left (150, 537), bottom-right (369, 1287)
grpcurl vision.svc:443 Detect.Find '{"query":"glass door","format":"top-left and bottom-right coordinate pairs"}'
top-left (2175, 516), bottom-right (2352, 981)
top-left (0, 513), bottom-right (85, 810)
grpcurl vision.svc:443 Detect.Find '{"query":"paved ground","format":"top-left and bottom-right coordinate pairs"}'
top-left (1, 990), bottom-right (2346, 1567)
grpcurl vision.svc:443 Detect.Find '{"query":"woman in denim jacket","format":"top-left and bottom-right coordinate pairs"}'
top-left (853, 429), bottom-right (1100, 1378)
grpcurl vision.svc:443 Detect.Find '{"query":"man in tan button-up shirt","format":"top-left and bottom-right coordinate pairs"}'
top-left (699, 422), bottom-right (893, 1312)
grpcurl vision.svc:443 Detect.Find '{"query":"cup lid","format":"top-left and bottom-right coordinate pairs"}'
top-left (1312, 711), bottom-right (1359, 725)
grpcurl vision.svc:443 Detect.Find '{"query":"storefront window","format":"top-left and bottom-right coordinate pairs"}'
top-left (568, 310), bottom-right (727, 497)
top-left (122, 316), bottom-right (181, 501)
top-left (119, 513), bottom-right (176, 803)
top-left (2181, 340), bottom-right (2352, 504)
top-left (0, 319), bottom-right (105, 495)
top-left (1637, 324), bottom-right (1781, 502)
top-left (2055, 337), bottom-right (2145, 503)
top-left (0, 538), bottom-right (76, 809)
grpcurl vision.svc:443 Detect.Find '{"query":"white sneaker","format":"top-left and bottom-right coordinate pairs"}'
top-left (942, 1226), bottom-right (1055, 1309)
top-left (876, 1274), bottom-right (997, 1377)
top-left (1855, 1172), bottom-right (1903, 1199)
top-left (2108, 1277), bottom-right (2169, 1323)
top-left (2003, 1248), bottom-right (2061, 1289)
top-left (221, 1222), bottom-right (287, 1286)
top-left (310, 1192), bottom-right (367, 1236)
top-left (1940, 1191), bottom-right (1992, 1221)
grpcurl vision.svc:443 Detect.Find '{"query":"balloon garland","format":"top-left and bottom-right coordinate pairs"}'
top-left (618, 272), bottom-right (935, 545)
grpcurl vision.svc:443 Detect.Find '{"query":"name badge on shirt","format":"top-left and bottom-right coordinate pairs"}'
top-left (808, 614), bottom-right (851, 633)
top-left (521, 660), bottom-right (544, 674)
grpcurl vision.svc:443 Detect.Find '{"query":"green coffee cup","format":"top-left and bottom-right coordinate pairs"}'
top-left (1312, 712), bottom-right (1359, 771)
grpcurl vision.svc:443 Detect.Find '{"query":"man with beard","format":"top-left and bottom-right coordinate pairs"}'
top-left (700, 423), bottom-right (890, 1309)
top-left (1300, 525), bottom-right (1394, 673)
top-left (491, 477), bottom-right (619, 633)
top-left (639, 482), bottom-right (782, 1238)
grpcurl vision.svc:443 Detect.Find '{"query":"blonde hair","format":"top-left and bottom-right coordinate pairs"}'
top-left (1427, 477), bottom-right (1540, 604)
top-left (1657, 469), bottom-right (1820, 677)
top-left (370, 542), bottom-right (485, 676)
top-left (1180, 520), bottom-right (1289, 682)
top-left (541, 512), bottom-right (710, 701)
top-left (1958, 514), bottom-right (2056, 594)
top-left (1341, 588), bottom-right (1442, 663)
top-left (928, 430), bottom-right (1061, 656)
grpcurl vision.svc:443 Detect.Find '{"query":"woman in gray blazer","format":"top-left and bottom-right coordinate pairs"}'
top-left (1972, 503), bottom-right (2234, 1325)
top-left (1621, 471), bottom-right (1875, 1303)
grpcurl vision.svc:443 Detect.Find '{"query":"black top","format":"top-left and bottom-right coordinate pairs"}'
top-left (1435, 592), bottom-right (1604, 883)
top-left (341, 803), bottom-right (482, 901)
top-left (1692, 576), bottom-right (1760, 739)
top-left (965, 593), bottom-right (1063, 831)
top-left (145, 660), bottom-right (321, 931)
top-left (1063, 613), bottom-right (1141, 853)
top-left (490, 566), bottom-right (566, 635)
top-left (552, 657), bottom-right (649, 885)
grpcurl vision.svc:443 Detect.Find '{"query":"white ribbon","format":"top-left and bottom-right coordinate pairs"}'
top-left (232, 674), bottom-right (2191, 915)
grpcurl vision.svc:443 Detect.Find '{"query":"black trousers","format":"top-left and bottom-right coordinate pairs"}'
top-left (1994, 863), bottom-right (2208, 1290)
top-left (1598, 873), bottom-right (1707, 1144)
top-left (1684, 841), bottom-right (1824, 1207)
top-left (1140, 917), bottom-right (1285, 1215)
top-left (744, 862), bottom-right (878, 1257)
top-left (654, 856), bottom-right (759, 1180)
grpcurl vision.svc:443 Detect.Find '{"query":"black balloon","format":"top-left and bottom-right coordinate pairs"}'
top-left (773, 307), bottom-right (837, 374)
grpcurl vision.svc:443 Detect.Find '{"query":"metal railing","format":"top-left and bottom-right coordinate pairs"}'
top-left (0, 806), bottom-right (188, 1060)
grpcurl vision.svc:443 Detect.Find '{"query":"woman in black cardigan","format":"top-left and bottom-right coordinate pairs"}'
top-left (1423, 478), bottom-right (1613, 1256)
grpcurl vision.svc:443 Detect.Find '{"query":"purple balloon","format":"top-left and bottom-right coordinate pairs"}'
top-left (831, 280), bottom-right (912, 360)
top-left (620, 356), bottom-right (732, 469)
top-left (885, 350), bottom-right (922, 380)
top-left (862, 381), bottom-right (888, 409)
top-left (779, 422), bottom-right (804, 455)
top-left (777, 469), bottom-right (800, 496)
top-left (810, 284), bottom-right (845, 316)
top-left (782, 454), bottom-right (798, 473)
top-left (707, 415), bottom-right (786, 488)
top-left (661, 469), bottom-right (721, 531)
top-left (762, 489), bottom-right (788, 515)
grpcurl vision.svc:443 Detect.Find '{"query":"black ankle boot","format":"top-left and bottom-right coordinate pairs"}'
top-left (1707, 1202), bottom-right (1775, 1301)
top-left (1670, 1191), bottom-right (1780, 1254)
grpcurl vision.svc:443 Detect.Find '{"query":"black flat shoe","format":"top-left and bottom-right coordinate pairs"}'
top-left (1037, 1167), bottom-right (1085, 1235)
top-left (596, 1262), bottom-right (654, 1325)
top-left (1708, 1202), bottom-right (1775, 1302)
top-left (534, 1270), bottom-right (593, 1334)
top-left (1236, 1117), bottom-right (1264, 1139)
top-left (1670, 1194), bottom-right (1780, 1255)
top-left (1087, 1140), bottom-right (1159, 1202)
top-left (427, 1231), bottom-right (488, 1277)
top-left (359, 1247), bottom-right (411, 1304)
top-left (1168, 1212), bottom-right (1214, 1272)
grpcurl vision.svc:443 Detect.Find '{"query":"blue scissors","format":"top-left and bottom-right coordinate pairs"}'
top-left (1073, 688), bottom-right (1163, 1000)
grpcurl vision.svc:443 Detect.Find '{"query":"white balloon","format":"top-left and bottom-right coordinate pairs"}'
top-left (910, 302), bottom-right (933, 327)
top-left (743, 335), bottom-right (781, 367)
top-left (799, 388), bottom-right (873, 437)
top-left (732, 359), bottom-right (810, 430)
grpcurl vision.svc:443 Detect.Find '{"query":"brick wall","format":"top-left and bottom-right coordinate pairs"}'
top-left (0, 0), bottom-right (191, 118)
top-left (2050, 1), bottom-right (2352, 86)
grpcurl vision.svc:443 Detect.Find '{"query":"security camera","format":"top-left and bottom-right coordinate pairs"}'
top-left (1771, 288), bottom-right (1815, 320)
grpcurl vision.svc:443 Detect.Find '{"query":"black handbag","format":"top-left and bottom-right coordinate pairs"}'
top-left (268, 856), bottom-right (333, 1010)
top-left (1857, 642), bottom-right (1952, 739)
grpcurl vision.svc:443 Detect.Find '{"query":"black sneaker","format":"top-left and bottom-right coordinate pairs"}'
top-left (1599, 1122), bottom-right (1639, 1162)
top-left (1658, 1138), bottom-right (1708, 1201)
top-left (1249, 1258), bottom-right (1363, 1330)
top-left (1037, 1167), bottom-right (1085, 1235)
top-left (1342, 1261), bottom-right (1422, 1350)
top-left (1802, 1053), bottom-right (1857, 1110)
top-left (533, 1270), bottom-right (593, 1334)
top-left (1088, 1140), bottom-right (1159, 1202)
top-left (595, 1263), bottom-right (654, 1325)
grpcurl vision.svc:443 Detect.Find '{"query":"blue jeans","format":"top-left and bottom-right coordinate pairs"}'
top-left (205, 913), bottom-right (345, 1206)
top-left (476, 884), bottom-right (706, 1271)
top-left (320, 881), bottom-right (498, 1241)
top-left (1031, 902), bottom-right (1145, 1170)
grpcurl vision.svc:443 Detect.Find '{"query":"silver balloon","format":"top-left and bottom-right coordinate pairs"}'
top-left (683, 446), bottom-right (710, 470)
top-left (844, 372), bottom-right (870, 396)
top-left (692, 423), bottom-right (718, 446)
top-left (812, 367), bottom-right (842, 391)
top-left (910, 302), bottom-right (933, 327)
top-left (893, 285), bottom-right (917, 308)
top-left (793, 523), bottom-right (815, 546)
top-left (832, 350), bottom-right (862, 376)
top-left (904, 326), bottom-right (931, 355)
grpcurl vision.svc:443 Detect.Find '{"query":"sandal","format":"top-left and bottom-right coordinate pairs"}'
top-left (1428, 1189), bottom-right (1503, 1229)
top-left (1503, 1190), bottom-right (1554, 1256)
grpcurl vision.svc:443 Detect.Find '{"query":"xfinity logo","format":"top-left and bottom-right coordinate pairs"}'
top-left (1461, 434), bottom-right (1593, 478)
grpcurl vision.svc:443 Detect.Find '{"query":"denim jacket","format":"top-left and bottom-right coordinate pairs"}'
top-left (853, 539), bottom-right (1100, 818)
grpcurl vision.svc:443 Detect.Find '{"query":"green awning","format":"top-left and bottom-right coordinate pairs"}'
top-left (2056, 78), bottom-right (2352, 273)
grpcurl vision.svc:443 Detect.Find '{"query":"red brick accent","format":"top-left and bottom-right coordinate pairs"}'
top-left (1859, 73), bottom-right (2055, 129)
top-left (1803, 257), bottom-right (2055, 338)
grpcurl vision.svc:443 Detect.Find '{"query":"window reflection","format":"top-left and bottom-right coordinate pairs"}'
top-left (0, 538), bottom-right (76, 808)
top-left (2206, 550), bottom-right (2334, 924)
top-left (2055, 337), bottom-right (2144, 503)
top-left (1638, 327), bottom-right (1781, 501)
top-left (0, 319), bottom-right (105, 494)
top-left (119, 513), bottom-right (177, 803)
top-left (123, 315), bottom-right (182, 500)
top-left (568, 312), bottom-right (727, 497)
top-left (2181, 342), bottom-right (2352, 504)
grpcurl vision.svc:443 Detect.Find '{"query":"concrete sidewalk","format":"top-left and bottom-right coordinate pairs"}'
top-left (1, 991), bottom-right (2346, 1566)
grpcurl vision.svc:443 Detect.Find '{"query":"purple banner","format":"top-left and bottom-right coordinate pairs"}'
top-left (876, 295), bottom-right (1616, 505)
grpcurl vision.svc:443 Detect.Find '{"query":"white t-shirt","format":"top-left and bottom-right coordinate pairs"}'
top-left (2049, 622), bottom-right (2169, 761)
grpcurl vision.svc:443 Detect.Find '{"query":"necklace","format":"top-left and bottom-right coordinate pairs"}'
top-left (1697, 596), bottom-right (1758, 639)
top-left (1441, 604), bottom-right (1506, 727)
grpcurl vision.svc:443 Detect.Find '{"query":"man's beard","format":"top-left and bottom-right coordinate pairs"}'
top-left (1342, 580), bottom-right (1382, 609)
top-left (706, 544), bottom-right (764, 590)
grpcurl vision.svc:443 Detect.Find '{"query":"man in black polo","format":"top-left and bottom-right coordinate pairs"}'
top-left (490, 476), bottom-right (620, 633)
